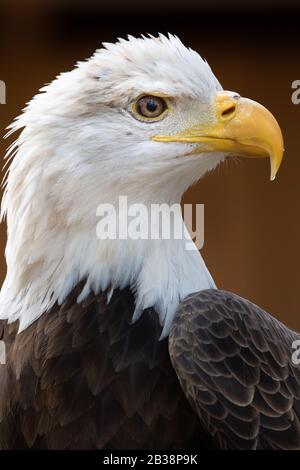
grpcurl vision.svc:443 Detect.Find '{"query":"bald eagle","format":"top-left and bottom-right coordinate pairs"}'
top-left (0, 34), bottom-right (298, 451)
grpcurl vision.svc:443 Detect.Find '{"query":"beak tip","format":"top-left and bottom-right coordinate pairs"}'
top-left (270, 160), bottom-right (282, 181)
top-left (270, 146), bottom-right (284, 181)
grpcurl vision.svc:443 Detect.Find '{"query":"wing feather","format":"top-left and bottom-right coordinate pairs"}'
top-left (169, 289), bottom-right (300, 449)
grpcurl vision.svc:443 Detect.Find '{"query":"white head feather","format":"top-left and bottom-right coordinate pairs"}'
top-left (0, 34), bottom-right (223, 336)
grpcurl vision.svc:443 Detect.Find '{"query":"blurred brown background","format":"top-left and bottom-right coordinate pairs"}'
top-left (0, 0), bottom-right (299, 329)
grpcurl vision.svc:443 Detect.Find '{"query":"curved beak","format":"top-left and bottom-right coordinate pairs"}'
top-left (152, 91), bottom-right (284, 180)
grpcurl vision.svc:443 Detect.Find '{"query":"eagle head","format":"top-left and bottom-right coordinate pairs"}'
top-left (0, 34), bottom-right (283, 335)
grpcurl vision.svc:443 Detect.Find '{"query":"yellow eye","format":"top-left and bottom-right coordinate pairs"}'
top-left (133, 95), bottom-right (168, 121)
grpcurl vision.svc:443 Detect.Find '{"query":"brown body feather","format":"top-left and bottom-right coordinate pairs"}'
top-left (1, 285), bottom-right (300, 449)
top-left (0, 283), bottom-right (211, 450)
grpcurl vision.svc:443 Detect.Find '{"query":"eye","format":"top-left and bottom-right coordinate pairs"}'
top-left (133, 95), bottom-right (168, 121)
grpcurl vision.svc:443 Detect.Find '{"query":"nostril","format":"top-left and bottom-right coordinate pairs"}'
top-left (221, 104), bottom-right (236, 120)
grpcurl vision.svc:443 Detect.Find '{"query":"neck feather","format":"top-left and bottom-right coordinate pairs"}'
top-left (0, 132), bottom-right (218, 335)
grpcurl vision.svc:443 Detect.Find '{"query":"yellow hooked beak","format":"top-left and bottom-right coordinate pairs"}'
top-left (152, 91), bottom-right (284, 180)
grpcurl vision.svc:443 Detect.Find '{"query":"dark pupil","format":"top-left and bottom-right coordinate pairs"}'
top-left (146, 99), bottom-right (158, 113)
